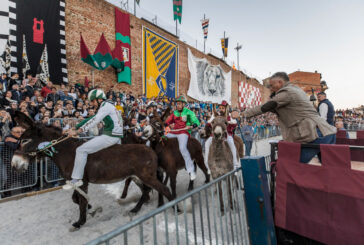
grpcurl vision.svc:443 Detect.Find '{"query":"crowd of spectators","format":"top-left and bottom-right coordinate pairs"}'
top-left (335, 108), bottom-right (364, 130)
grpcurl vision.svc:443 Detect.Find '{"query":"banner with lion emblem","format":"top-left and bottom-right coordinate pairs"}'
top-left (187, 49), bottom-right (231, 103)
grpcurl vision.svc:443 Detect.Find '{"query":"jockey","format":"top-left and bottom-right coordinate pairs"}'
top-left (165, 95), bottom-right (200, 180)
top-left (205, 100), bottom-right (239, 171)
top-left (63, 89), bottom-right (124, 190)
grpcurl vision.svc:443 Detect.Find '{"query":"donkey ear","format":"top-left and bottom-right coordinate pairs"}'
top-left (14, 111), bottom-right (35, 129)
top-left (161, 107), bottom-right (171, 122)
top-left (212, 103), bottom-right (218, 117)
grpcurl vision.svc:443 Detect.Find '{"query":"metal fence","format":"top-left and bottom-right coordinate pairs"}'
top-left (236, 125), bottom-right (281, 141)
top-left (0, 144), bottom-right (38, 195)
top-left (0, 144), bottom-right (63, 196)
top-left (346, 123), bottom-right (364, 131)
top-left (87, 168), bottom-right (250, 245)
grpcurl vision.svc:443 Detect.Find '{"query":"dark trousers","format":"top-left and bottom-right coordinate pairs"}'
top-left (300, 129), bottom-right (336, 163)
top-left (245, 140), bottom-right (253, 156)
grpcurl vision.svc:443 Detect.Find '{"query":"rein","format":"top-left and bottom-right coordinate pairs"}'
top-left (28, 135), bottom-right (73, 157)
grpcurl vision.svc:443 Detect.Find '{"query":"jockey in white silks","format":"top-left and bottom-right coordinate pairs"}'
top-left (204, 100), bottom-right (239, 172)
top-left (63, 89), bottom-right (123, 190)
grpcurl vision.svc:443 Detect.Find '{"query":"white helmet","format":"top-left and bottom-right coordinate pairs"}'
top-left (88, 89), bottom-right (106, 101)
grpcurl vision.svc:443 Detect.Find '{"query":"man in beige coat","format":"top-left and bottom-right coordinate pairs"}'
top-left (242, 72), bottom-right (337, 163)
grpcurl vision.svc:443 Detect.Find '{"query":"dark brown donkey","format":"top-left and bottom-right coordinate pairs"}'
top-left (11, 112), bottom-right (173, 231)
top-left (141, 110), bottom-right (210, 207)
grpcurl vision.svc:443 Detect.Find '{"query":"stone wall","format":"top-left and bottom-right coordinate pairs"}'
top-left (65, 0), bottom-right (269, 107)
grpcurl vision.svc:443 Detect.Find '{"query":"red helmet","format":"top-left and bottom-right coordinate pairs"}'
top-left (219, 100), bottom-right (228, 106)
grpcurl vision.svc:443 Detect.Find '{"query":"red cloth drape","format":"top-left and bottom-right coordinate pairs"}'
top-left (275, 142), bottom-right (364, 244)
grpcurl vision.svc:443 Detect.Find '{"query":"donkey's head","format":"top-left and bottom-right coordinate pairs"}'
top-left (199, 123), bottom-right (212, 139)
top-left (142, 107), bottom-right (171, 141)
top-left (11, 111), bottom-right (63, 171)
top-left (211, 116), bottom-right (228, 141)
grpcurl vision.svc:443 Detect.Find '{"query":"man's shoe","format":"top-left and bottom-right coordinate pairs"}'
top-left (62, 180), bottom-right (83, 190)
top-left (190, 172), bottom-right (196, 181)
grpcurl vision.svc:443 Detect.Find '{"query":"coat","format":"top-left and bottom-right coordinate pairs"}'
top-left (244, 82), bottom-right (336, 143)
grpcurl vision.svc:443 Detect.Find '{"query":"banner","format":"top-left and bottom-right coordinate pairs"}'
top-left (238, 81), bottom-right (261, 109)
top-left (221, 37), bottom-right (228, 57)
top-left (1, 0), bottom-right (68, 84)
top-left (187, 48), bottom-right (231, 103)
top-left (142, 27), bottom-right (178, 98)
top-left (115, 8), bottom-right (131, 84)
top-left (173, 0), bottom-right (182, 24)
top-left (201, 18), bottom-right (209, 39)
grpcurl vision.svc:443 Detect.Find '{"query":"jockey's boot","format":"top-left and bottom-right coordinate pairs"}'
top-left (189, 172), bottom-right (196, 181)
top-left (62, 179), bottom-right (83, 190)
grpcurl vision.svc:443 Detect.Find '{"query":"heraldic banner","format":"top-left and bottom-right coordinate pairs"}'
top-left (238, 81), bottom-right (262, 109)
top-left (187, 48), bottom-right (231, 104)
top-left (142, 27), bottom-right (178, 98)
top-left (0, 0), bottom-right (67, 84)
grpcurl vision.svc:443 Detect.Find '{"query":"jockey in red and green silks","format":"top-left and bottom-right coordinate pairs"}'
top-left (165, 95), bottom-right (200, 180)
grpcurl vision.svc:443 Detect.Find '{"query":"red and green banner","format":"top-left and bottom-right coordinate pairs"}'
top-left (115, 8), bottom-right (131, 84)
top-left (173, 0), bottom-right (182, 24)
top-left (80, 33), bottom-right (113, 70)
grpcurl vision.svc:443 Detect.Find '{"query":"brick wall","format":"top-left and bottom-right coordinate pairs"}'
top-left (65, 0), bottom-right (269, 107)
top-left (289, 71), bottom-right (322, 94)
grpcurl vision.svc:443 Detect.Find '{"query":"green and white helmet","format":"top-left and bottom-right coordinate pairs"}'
top-left (88, 89), bottom-right (106, 101)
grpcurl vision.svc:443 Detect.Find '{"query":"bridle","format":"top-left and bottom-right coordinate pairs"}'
top-left (25, 135), bottom-right (73, 157)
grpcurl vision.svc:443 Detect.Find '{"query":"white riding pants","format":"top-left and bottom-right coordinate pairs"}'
top-left (204, 135), bottom-right (239, 170)
top-left (72, 135), bottom-right (121, 180)
top-left (166, 133), bottom-right (195, 174)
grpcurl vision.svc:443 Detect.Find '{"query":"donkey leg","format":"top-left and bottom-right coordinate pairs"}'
top-left (188, 180), bottom-right (194, 191)
top-left (130, 184), bottom-right (152, 213)
top-left (120, 177), bottom-right (132, 199)
top-left (72, 190), bottom-right (92, 210)
top-left (157, 171), bottom-right (166, 207)
top-left (195, 154), bottom-right (210, 183)
top-left (140, 175), bottom-right (173, 202)
top-left (71, 183), bottom-right (89, 231)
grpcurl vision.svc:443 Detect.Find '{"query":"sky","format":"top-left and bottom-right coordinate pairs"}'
top-left (108, 0), bottom-right (364, 109)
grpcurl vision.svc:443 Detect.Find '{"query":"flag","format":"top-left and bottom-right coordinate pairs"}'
top-left (136, 0), bottom-right (140, 5)
top-left (115, 8), bottom-right (132, 84)
top-left (80, 33), bottom-right (113, 70)
top-left (201, 18), bottom-right (209, 39)
top-left (22, 35), bottom-right (31, 79)
top-left (143, 27), bottom-right (178, 98)
top-left (36, 44), bottom-right (50, 84)
top-left (111, 41), bottom-right (125, 73)
top-left (80, 34), bottom-right (99, 69)
top-left (221, 37), bottom-right (229, 57)
top-left (173, 0), bottom-right (182, 24)
top-left (0, 37), bottom-right (11, 76)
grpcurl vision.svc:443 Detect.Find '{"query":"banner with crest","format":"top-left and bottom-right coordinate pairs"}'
top-left (142, 27), bottom-right (178, 98)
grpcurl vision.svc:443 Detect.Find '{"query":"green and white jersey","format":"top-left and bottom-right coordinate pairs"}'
top-left (76, 100), bottom-right (123, 138)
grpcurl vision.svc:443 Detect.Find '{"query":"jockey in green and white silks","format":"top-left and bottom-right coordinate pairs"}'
top-left (63, 89), bottom-right (123, 190)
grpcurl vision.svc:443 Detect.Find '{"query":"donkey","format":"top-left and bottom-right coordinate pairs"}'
top-left (11, 112), bottom-right (173, 231)
top-left (200, 123), bottom-right (244, 158)
top-left (208, 116), bottom-right (237, 212)
top-left (141, 110), bottom-right (210, 207)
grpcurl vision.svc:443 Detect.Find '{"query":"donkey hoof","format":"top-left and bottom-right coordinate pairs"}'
top-left (129, 207), bottom-right (140, 213)
top-left (89, 206), bottom-right (103, 217)
top-left (69, 223), bottom-right (81, 232)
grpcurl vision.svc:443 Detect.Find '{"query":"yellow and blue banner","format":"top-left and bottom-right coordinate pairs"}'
top-left (143, 27), bottom-right (178, 98)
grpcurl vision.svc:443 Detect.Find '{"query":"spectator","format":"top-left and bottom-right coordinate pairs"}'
top-left (317, 92), bottom-right (335, 126)
top-left (24, 78), bottom-right (36, 99)
top-left (241, 120), bottom-right (254, 156)
top-left (7, 73), bottom-right (20, 90)
top-left (0, 109), bottom-right (12, 140)
top-left (0, 73), bottom-right (8, 92)
top-left (46, 87), bottom-right (60, 104)
top-left (11, 84), bottom-right (22, 103)
top-left (41, 81), bottom-right (52, 98)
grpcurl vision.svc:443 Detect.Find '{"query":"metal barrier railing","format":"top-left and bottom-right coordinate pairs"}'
top-left (236, 125), bottom-right (281, 142)
top-left (87, 168), bottom-right (250, 245)
top-left (0, 144), bottom-right (38, 195)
